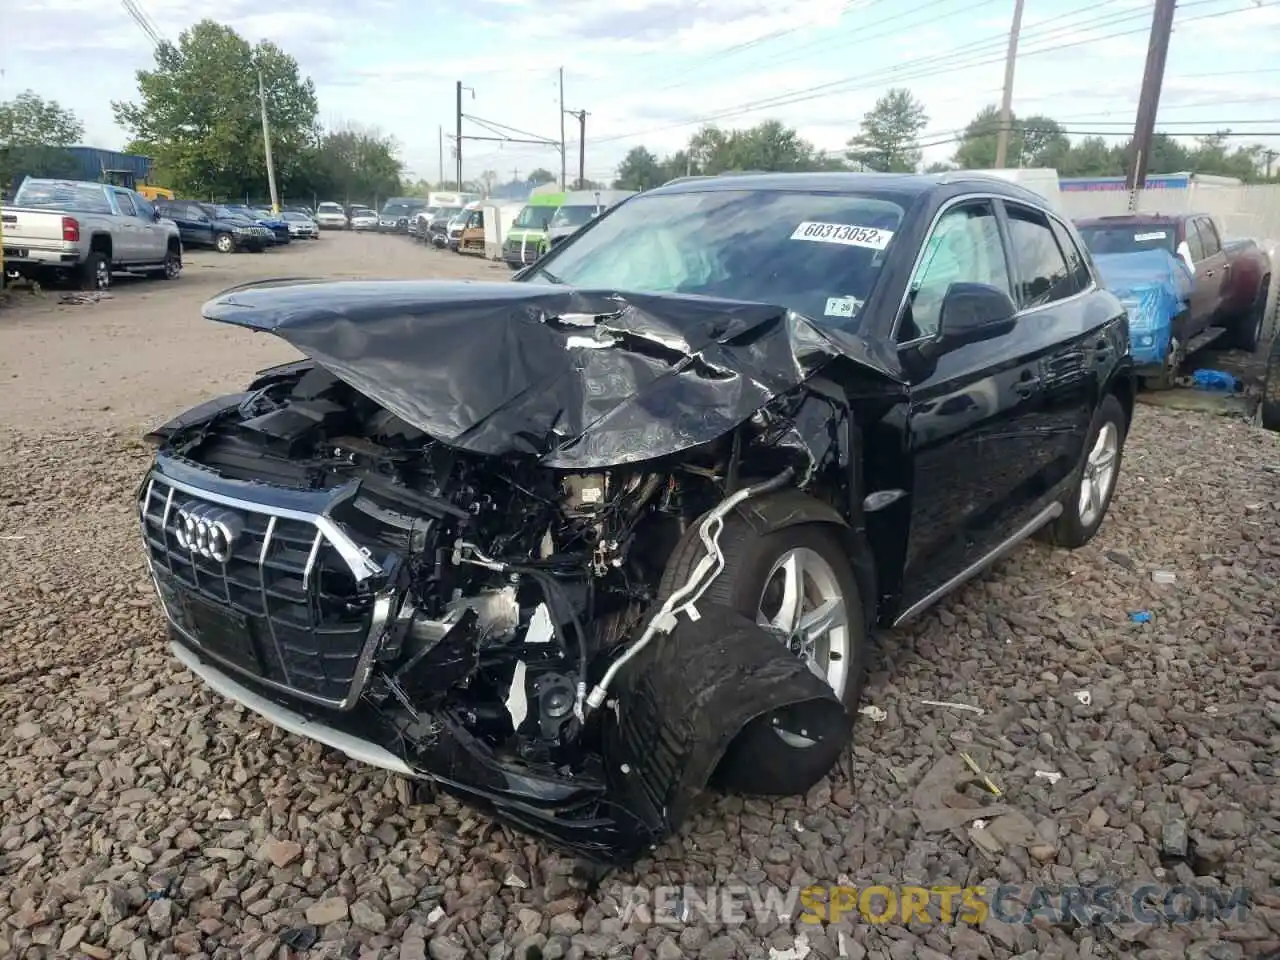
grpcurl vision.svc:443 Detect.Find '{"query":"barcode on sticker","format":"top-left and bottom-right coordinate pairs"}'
top-left (1134, 231), bottom-right (1168, 241)
top-left (791, 222), bottom-right (893, 250)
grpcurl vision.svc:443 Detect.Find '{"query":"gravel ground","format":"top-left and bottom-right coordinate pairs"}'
top-left (1, 234), bottom-right (1278, 960)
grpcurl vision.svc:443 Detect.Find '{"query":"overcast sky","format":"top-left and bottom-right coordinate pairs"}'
top-left (4, 0), bottom-right (1279, 185)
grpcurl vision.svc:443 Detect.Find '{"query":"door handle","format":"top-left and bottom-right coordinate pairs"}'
top-left (1013, 377), bottom-right (1041, 396)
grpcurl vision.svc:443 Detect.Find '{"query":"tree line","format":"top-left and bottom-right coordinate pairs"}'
top-left (613, 86), bottom-right (1279, 190)
top-left (4, 20), bottom-right (418, 205)
top-left (5, 52), bottom-right (1276, 205)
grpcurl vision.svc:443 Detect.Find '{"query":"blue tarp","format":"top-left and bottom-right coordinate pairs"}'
top-left (1092, 249), bottom-right (1194, 366)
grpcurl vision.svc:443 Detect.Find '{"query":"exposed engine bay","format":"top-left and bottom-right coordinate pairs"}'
top-left (140, 281), bottom-right (879, 863)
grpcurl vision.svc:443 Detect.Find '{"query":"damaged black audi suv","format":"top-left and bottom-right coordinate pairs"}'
top-left (137, 172), bottom-right (1134, 864)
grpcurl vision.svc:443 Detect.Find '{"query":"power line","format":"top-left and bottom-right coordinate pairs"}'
top-left (590, 0), bottom-right (1256, 146)
top-left (120, 0), bottom-right (165, 47)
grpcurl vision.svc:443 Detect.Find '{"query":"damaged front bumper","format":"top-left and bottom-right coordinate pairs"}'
top-left (163, 598), bottom-right (850, 865)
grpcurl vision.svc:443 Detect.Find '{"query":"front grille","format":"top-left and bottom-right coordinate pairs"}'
top-left (140, 475), bottom-right (383, 708)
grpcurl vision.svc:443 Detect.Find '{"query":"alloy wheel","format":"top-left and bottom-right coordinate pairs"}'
top-left (1078, 422), bottom-right (1119, 528)
top-left (757, 546), bottom-right (851, 699)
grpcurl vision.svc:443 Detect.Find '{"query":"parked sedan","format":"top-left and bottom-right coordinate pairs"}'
top-left (349, 209), bottom-right (379, 231)
top-left (135, 171), bottom-right (1134, 865)
top-left (314, 202), bottom-right (349, 230)
top-left (281, 212), bottom-right (319, 240)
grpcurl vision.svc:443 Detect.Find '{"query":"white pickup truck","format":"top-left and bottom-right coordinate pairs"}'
top-left (1, 178), bottom-right (183, 291)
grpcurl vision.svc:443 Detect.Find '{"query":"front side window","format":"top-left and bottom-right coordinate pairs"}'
top-left (114, 191), bottom-right (137, 217)
top-left (901, 200), bottom-right (1010, 341)
top-left (1003, 203), bottom-right (1074, 309)
top-left (134, 195), bottom-right (155, 220)
top-left (524, 188), bottom-right (905, 330)
top-left (1185, 220), bottom-right (1207, 262)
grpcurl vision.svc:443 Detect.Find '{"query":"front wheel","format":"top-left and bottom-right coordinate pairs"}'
top-left (1040, 393), bottom-right (1127, 549)
top-left (215, 233), bottom-right (236, 254)
top-left (657, 516), bottom-right (868, 794)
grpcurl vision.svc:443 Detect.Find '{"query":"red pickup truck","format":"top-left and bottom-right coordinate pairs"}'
top-left (1075, 213), bottom-right (1272, 360)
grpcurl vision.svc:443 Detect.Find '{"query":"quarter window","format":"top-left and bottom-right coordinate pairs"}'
top-left (901, 200), bottom-right (1010, 341)
top-left (1003, 203), bottom-right (1074, 309)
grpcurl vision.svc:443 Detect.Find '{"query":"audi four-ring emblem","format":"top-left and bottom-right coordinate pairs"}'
top-left (174, 502), bottom-right (243, 563)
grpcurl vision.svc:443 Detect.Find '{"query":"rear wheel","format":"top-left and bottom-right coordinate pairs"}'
top-left (77, 252), bottom-right (111, 292)
top-left (1226, 283), bottom-right (1269, 352)
top-left (1040, 393), bottom-right (1127, 548)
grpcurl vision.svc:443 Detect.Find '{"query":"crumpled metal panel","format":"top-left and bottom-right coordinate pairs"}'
top-left (200, 279), bottom-right (881, 469)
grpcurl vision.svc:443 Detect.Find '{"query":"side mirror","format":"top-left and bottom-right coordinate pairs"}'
top-left (921, 282), bottom-right (1017, 359)
top-left (153, 209), bottom-right (162, 221)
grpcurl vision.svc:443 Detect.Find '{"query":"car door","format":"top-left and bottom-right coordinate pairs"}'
top-left (1183, 219), bottom-right (1218, 335)
top-left (897, 197), bottom-right (1036, 608)
top-left (997, 200), bottom-right (1096, 500)
top-left (109, 189), bottom-right (142, 262)
top-left (183, 203), bottom-right (215, 246)
top-left (1192, 216), bottom-right (1229, 327)
top-left (131, 193), bottom-right (168, 261)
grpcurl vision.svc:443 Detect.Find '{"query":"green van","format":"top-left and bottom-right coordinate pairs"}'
top-left (502, 192), bottom-right (564, 268)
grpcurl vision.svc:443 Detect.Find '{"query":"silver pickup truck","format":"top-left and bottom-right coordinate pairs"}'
top-left (1, 178), bottom-right (183, 291)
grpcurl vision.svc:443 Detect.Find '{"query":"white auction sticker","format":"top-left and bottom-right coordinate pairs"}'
top-left (1134, 231), bottom-right (1168, 241)
top-left (791, 221), bottom-right (893, 249)
top-left (824, 297), bottom-right (860, 318)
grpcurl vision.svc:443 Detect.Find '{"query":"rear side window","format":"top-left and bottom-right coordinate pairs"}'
top-left (1002, 203), bottom-right (1074, 309)
top-left (1196, 217), bottom-right (1221, 256)
top-left (1049, 219), bottom-right (1091, 295)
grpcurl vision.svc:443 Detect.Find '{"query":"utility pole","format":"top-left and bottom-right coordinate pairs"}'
top-left (438, 126), bottom-right (444, 186)
top-left (456, 82), bottom-right (464, 190)
top-left (562, 109), bottom-right (588, 188)
top-left (257, 70), bottom-right (279, 213)
top-left (558, 67), bottom-right (567, 189)
top-left (1126, 0), bottom-right (1177, 200)
top-left (1264, 149), bottom-right (1277, 179)
top-left (994, 0), bottom-right (1025, 169)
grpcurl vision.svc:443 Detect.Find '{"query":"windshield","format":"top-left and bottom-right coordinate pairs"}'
top-left (381, 202), bottom-right (421, 217)
top-left (14, 180), bottom-right (113, 214)
top-left (1077, 223), bottom-right (1177, 255)
top-left (513, 204), bottom-right (555, 229)
top-left (524, 189), bottom-right (904, 328)
top-left (434, 206), bottom-right (462, 220)
top-left (550, 205), bottom-right (599, 229)
top-left (211, 205), bottom-right (247, 220)
top-left (317, 203), bottom-right (343, 213)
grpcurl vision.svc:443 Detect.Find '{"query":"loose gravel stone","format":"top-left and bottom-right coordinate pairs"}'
top-left (0, 239), bottom-right (1276, 960)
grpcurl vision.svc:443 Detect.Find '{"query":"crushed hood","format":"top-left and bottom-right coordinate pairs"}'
top-left (202, 279), bottom-right (893, 469)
